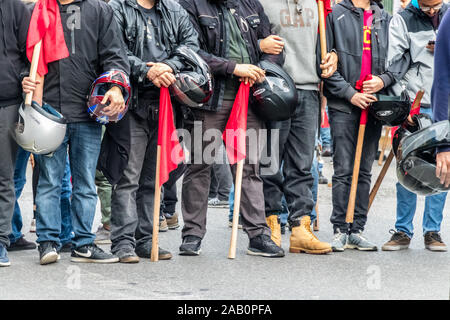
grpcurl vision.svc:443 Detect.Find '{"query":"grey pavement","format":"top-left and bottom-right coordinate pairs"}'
top-left (0, 157), bottom-right (449, 300)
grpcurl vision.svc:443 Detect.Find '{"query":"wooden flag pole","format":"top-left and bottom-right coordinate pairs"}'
top-left (25, 41), bottom-right (42, 106)
top-left (318, 1), bottom-right (327, 62)
top-left (228, 159), bottom-right (244, 259)
top-left (345, 120), bottom-right (367, 223)
top-left (151, 146), bottom-right (162, 262)
top-left (378, 126), bottom-right (391, 166)
top-left (367, 90), bottom-right (425, 213)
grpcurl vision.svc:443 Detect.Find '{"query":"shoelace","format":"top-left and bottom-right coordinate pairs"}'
top-left (428, 232), bottom-right (443, 243)
top-left (389, 229), bottom-right (407, 241)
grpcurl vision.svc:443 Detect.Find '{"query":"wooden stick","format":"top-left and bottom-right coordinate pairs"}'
top-left (368, 150), bottom-right (394, 211)
top-left (367, 90), bottom-right (425, 213)
top-left (345, 122), bottom-right (367, 223)
top-left (318, 1), bottom-right (327, 61)
top-left (151, 146), bottom-right (162, 262)
top-left (228, 159), bottom-right (244, 259)
top-left (378, 126), bottom-right (391, 166)
top-left (25, 41), bottom-right (42, 106)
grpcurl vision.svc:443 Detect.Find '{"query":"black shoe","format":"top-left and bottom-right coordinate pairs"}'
top-left (59, 242), bottom-right (72, 253)
top-left (71, 243), bottom-right (119, 263)
top-left (7, 236), bottom-right (36, 252)
top-left (135, 242), bottom-right (172, 260)
top-left (281, 224), bottom-right (286, 235)
top-left (321, 147), bottom-right (332, 157)
top-left (38, 241), bottom-right (59, 265)
top-left (318, 172), bottom-right (328, 185)
top-left (179, 235), bottom-right (202, 256)
top-left (247, 234), bottom-right (285, 258)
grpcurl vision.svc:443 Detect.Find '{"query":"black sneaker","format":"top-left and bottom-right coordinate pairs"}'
top-left (247, 234), bottom-right (285, 258)
top-left (179, 235), bottom-right (202, 256)
top-left (135, 242), bottom-right (172, 260)
top-left (71, 243), bottom-right (119, 263)
top-left (7, 236), bottom-right (36, 251)
top-left (318, 172), bottom-right (328, 185)
top-left (38, 241), bottom-right (59, 265)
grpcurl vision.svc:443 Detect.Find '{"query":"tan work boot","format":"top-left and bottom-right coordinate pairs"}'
top-left (266, 215), bottom-right (282, 247)
top-left (289, 216), bottom-right (332, 254)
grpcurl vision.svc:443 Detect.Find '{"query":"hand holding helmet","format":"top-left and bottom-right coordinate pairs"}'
top-left (87, 70), bottom-right (131, 124)
top-left (436, 151), bottom-right (450, 187)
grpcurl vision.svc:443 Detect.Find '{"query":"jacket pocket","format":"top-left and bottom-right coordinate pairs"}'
top-left (198, 15), bottom-right (218, 29)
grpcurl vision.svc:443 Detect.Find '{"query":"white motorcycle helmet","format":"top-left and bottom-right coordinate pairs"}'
top-left (14, 101), bottom-right (67, 155)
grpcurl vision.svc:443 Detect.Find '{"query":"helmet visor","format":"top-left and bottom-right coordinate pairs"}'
top-left (401, 155), bottom-right (450, 192)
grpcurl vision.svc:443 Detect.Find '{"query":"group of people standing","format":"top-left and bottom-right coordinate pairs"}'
top-left (0, 0), bottom-right (449, 268)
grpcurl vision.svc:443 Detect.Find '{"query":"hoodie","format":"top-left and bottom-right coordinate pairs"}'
top-left (0, 0), bottom-right (31, 107)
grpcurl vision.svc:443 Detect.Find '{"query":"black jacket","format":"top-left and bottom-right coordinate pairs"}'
top-left (43, 0), bottom-right (130, 123)
top-left (108, 0), bottom-right (200, 111)
top-left (0, 0), bottom-right (30, 107)
top-left (320, 0), bottom-right (391, 113)
top-left (99, 0), bottom-right (199, 185)
top-left (179, 0), bottom-right (282, 112)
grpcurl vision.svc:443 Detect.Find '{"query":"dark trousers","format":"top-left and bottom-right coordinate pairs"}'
top-left (181, 100), bottom-right (270, 240)
top-left (111, 110), bottom-right (158, 253)
top-left (262, 90), bottom-right (319, 221)
top-left (328, 107), bottom-right (382, 233)
top-left (0, 104), bottom-right (19, 247)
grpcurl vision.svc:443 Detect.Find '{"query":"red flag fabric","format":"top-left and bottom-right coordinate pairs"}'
top-left (321, 107), bottom-right (330, 128)
top-left (26, 0), bottom-right (69, 77)
top-left (158, 87), bottom-right (185, 188)
top-left (222, 83), bottom-right (250, 165)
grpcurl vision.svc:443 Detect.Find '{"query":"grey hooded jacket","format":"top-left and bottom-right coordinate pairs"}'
top-left (384, 2), bottom-right (449, 107)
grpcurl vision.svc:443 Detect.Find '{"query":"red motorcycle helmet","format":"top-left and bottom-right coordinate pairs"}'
top-left (87, 70), bottom-right (131, 124)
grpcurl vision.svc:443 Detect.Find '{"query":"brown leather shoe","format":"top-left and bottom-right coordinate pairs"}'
top-left (159, 216), bottom-right (169, 232)
top-left (424, 232), bottom-right (447, 252)
top-left (165, 213), bottom-right (180, 229)
top-left (266, 215), bottom-right (282, 247)
top-left (289, 216), bottom-right (331, 254)
top-left (382, 230), bottom-right (410, 251)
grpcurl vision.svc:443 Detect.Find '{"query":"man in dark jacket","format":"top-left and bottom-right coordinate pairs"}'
top-left (107, 0), bottom-right (199, 263)
top-left (22, 0), bottom-right (130, 265)
top-left (178, 0), bottom-right (285, 257)
top-left (0, 0), bottom-right (31, 267)
top-left (321, 0), bottom-right (391, 252)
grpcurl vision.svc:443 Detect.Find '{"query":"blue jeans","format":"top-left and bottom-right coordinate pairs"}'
top-left (10, 150), bottom-right (73, 245)
top-left (35, 122), bottom-right (101, 248)
top-left (9, 148), bottom-right (30, 243)
top-left (320, 107), bottom-right (332, 149)
top-left (394, 106), bottom-right (448, 238)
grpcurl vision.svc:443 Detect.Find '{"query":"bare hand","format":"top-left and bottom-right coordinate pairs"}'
top-left (436, 151), bottom-right (450, 187)
top-left (362, 76), bottom-right (384, 94)
top-left (152, 72), bottom-right (176, 88)
top-left (259, 35), bottom-right (284, 55)
top-left (350, 92), bottom-right (378, 109)
top-left (147, 62), bottom-right (173, 81)
top-left (426, 43), bottom-right (435, 53)
top-left (22, 77), bottom-right (41, 94)
top-left (101, 86), bottom-right (125, 116)
top-left (233, 64), bottom-right (265, 83)
top-left (320, 52), bottom-right (338, 78)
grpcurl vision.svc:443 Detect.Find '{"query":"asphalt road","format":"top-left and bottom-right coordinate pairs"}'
top-left (1, 157), bottom-right (449, 300)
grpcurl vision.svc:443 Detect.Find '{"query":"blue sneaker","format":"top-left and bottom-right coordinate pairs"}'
top-left (0, 243), bottom-right (11, 267)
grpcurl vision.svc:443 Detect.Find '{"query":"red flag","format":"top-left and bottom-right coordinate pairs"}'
top-left (321, 107), bottom-right (330, 128)
top-left (222, 83), bottom-right (250, 165)
top-left (26, 0), bottom-right (69, 77)
top-left (158, 87), bottom-right (185, 188)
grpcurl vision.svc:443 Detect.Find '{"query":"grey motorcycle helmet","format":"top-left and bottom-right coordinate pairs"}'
top-left (14, 101), bottom-right (67, 155)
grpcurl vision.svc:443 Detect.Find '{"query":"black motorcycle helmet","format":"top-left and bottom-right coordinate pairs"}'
top-left (395, 120), bottom-right (450, 196)
top-left (369, 90), bottom-right (411, 126)
top-left (250, 60), bottom-right (298, 121)
top-left (169, 46), bottom-right (213, 108)
top-left (392, 113), bottom-right (434, 157)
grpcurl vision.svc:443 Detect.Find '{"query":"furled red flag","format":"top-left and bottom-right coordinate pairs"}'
top-left (158, 87), bottom-right (185, 187)
top-left (222, 83), bottom-right (250, 165)
top-left (26, 0), bottom-right (69, 76)
top-left (321, 107), bottom-right (330, 128)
